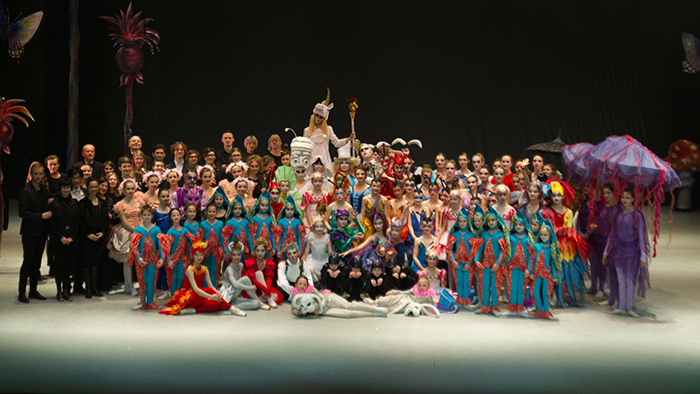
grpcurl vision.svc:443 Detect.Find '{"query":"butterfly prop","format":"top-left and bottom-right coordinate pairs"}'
top-left (681, 32), bottom-right (700, 73)
top-left (0, 2), bottom-right (43, 61)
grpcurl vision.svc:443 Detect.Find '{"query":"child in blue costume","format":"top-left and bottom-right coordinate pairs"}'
top-left (153, 187), bottom-right (172, 298)
top-left (474, 206), bottom-right (510, 317)
top-left (249, 192), bottom-right (277, 259)
top-left (182, 203), bottom-right (201, 251)
top-left (130, 206), bottom-right (164, 310)
top-left (411, 216), bottom-right (436, 274)
top-left (447, 208), bottom-right (483, 308)
top-left (158, 208), bottom-right (193, 295)
top-left (531, 218), bottom-right (560, 320)
top-left (223, 196), bottom-right (254, 260)
top-left (200, 203), bottom-right (224, 288)
top-left (504, 211), bottom-right (536, 318)
top-left (208, 186), bottom-right (230, 224)
top-left (276, 197), bottom-right (305, 259)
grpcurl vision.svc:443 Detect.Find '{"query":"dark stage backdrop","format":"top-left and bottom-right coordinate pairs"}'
top-left (2, 0), bottom-right (700, 198)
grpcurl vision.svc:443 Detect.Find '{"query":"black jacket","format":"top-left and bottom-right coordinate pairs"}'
top-left (78, 198), bottom-right (110, 239)
top-left (72, 160), bottom-right (104, 180)
top-left (18, 182), bottom-right (50, 237)
top-left (49, 196), bottom-right (79, 239)
top-left (364, 273), bottom-right (391, 300)
top-left (320, 263), bottom-right (346, 296)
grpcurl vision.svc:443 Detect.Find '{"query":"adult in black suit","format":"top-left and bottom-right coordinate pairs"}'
top-left (18, 162), bottom-right (52, 303)
top-left (215, 130), bottom-right (236, 167)
top-left (165, 141), bottom-right (195, 174)
top-left (72, 144), bottom-right (104, 180)
top-left (49, 178), bottom-right (79, 301)
top-left (126, 135), bottom-right (153, 169)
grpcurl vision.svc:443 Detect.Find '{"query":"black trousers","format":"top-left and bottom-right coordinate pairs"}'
top-left (19, 234), bottom-right (47, 294)
top-left (52, 239), bottom-right (75, 293)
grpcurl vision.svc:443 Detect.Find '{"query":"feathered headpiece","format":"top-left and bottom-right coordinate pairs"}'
top-left (542, 179), bottom-right (575, 208)
top-left (162, 168), bottom-right (181, 181)
top-left (118, 177), bottom-right (140, 193)
top-left (191, 238), bottom-right (207, 255)
top-left (226, 160), bottom-right (248, 174)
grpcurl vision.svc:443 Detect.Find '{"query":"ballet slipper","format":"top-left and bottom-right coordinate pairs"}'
top-left (594, 291), bottom-right (604, 299)
top-left (517, 311), bottom-right (532, 318)
top-left (267, 298), bottom-right (278, 309)
top-left (259, 303), bottom-right (271, 310)
top-left (131, 304), bottom-right (143, 311)
top-left (179, 308), bottom-right (196, 315)
top-left (598, 300), bottom-right (610, 306)
top-left (502, 311), bottom-right (513, 317)
top-left (157, 291), bottom-right (171, 300)
top-left (609, 309), bottom-right (625, 315)
top-left (230, 306), bottom-right (247, 317)
top-left (627, 310), bottom-right (640, 318)
top-left (492, 309), bottom-right (501, 317)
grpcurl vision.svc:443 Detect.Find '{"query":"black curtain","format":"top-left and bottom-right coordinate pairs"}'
top-left (2, 0), bottom-right (700, 198)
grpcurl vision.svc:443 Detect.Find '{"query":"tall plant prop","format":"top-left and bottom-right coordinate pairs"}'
top-left (0, 96), bottom-right (33, 256)
top-left (101, 2), bottom-right (159, 153)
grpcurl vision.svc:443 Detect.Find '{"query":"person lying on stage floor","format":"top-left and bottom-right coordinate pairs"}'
top-left (290, 276), bottom-right (388, 318)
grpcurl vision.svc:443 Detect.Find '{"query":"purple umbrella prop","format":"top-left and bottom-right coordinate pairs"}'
top-left (584, 135), bottom-right (680, 256)
top-left (562, 142), bottom-right (595, 179)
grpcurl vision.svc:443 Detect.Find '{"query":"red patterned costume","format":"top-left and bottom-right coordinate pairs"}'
top-left (243, 258), bottom-right (283, 303)
top-left (159, 265), bottom-right (232, 315)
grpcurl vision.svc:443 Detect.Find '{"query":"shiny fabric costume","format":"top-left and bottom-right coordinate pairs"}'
top-left (129, 225), bottom-right (164, 306)
top-left (159, 265), bottom-right (232, 315)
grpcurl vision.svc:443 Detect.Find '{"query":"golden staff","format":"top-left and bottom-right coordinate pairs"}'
top-left (348, 97), bottom-right (358, 157)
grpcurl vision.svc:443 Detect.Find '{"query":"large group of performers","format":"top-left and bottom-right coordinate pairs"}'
top-left (16, 91), bottom-right (652, 320)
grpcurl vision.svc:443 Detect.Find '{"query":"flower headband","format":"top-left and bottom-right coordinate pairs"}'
top-left (118, 178), bottom-right (140, 194)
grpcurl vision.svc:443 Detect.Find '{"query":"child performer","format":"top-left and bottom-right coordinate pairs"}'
top-left (418, 249), bottom-right (447, 294)
top-left (153, 187), bottom-right (172, 299)
top-left (223, 196), bottom-right (254, 260)
top-left (504, 212), bottom-right (536, 318)
top-left (109, 179), bottom-right (143, 296)
top-left (276, 197), bottom-right (305, 258)
top-left (243, 239), bottom-right (282, 308)
top-left (447, 209), bottom-right (482, 307)
top-left (329, 209), bottom-right (364, 265)
top-left (302, 216), bottom-right (333, 283)
top-left (342, 256), bottom-right (367, 302)
top-left (531, 219), bottom-right (560, 320)
top-left (603, 187), bottom-right (650, 318)
top-left (182, 204), bottom-right (201, 251)
top-left (249, 193), bottom-right (277, 259)
top-left (358, 178), bottom-right (391, 237)
top-left (325, 187), bottom-right (356, 230)
top-left (130, 206), bottom-right (164, 310)
top-left (411, 216), bottom-right (436, 273)
top-left (364, 261), bottom-right (392, 300)
top-left (159, 239), bottom-right (243, 316)
top-left (474, 206), bottom-right (510, 317)
top-left (158, 208), bottom-right (192, 296)
top-left (290, 276), bottom-right (388, 318)
top-left (220, 240), bottom-right (267, 313)
top-left (349, 165), bottom-right (371, 215)
top-left (387, 258), bottom-right (418, 291)
top-left (320, 254), bottom-right (346, 296)
top-left (542, 180), bottom-right (590, 307)
top-left (200, 203), bottom-right (224, 287)
top-left (302, 172), bottom-right (333, 228)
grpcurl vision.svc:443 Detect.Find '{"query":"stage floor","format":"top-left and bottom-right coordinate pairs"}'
top-left (0, 200), bottom-right (698, 393)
